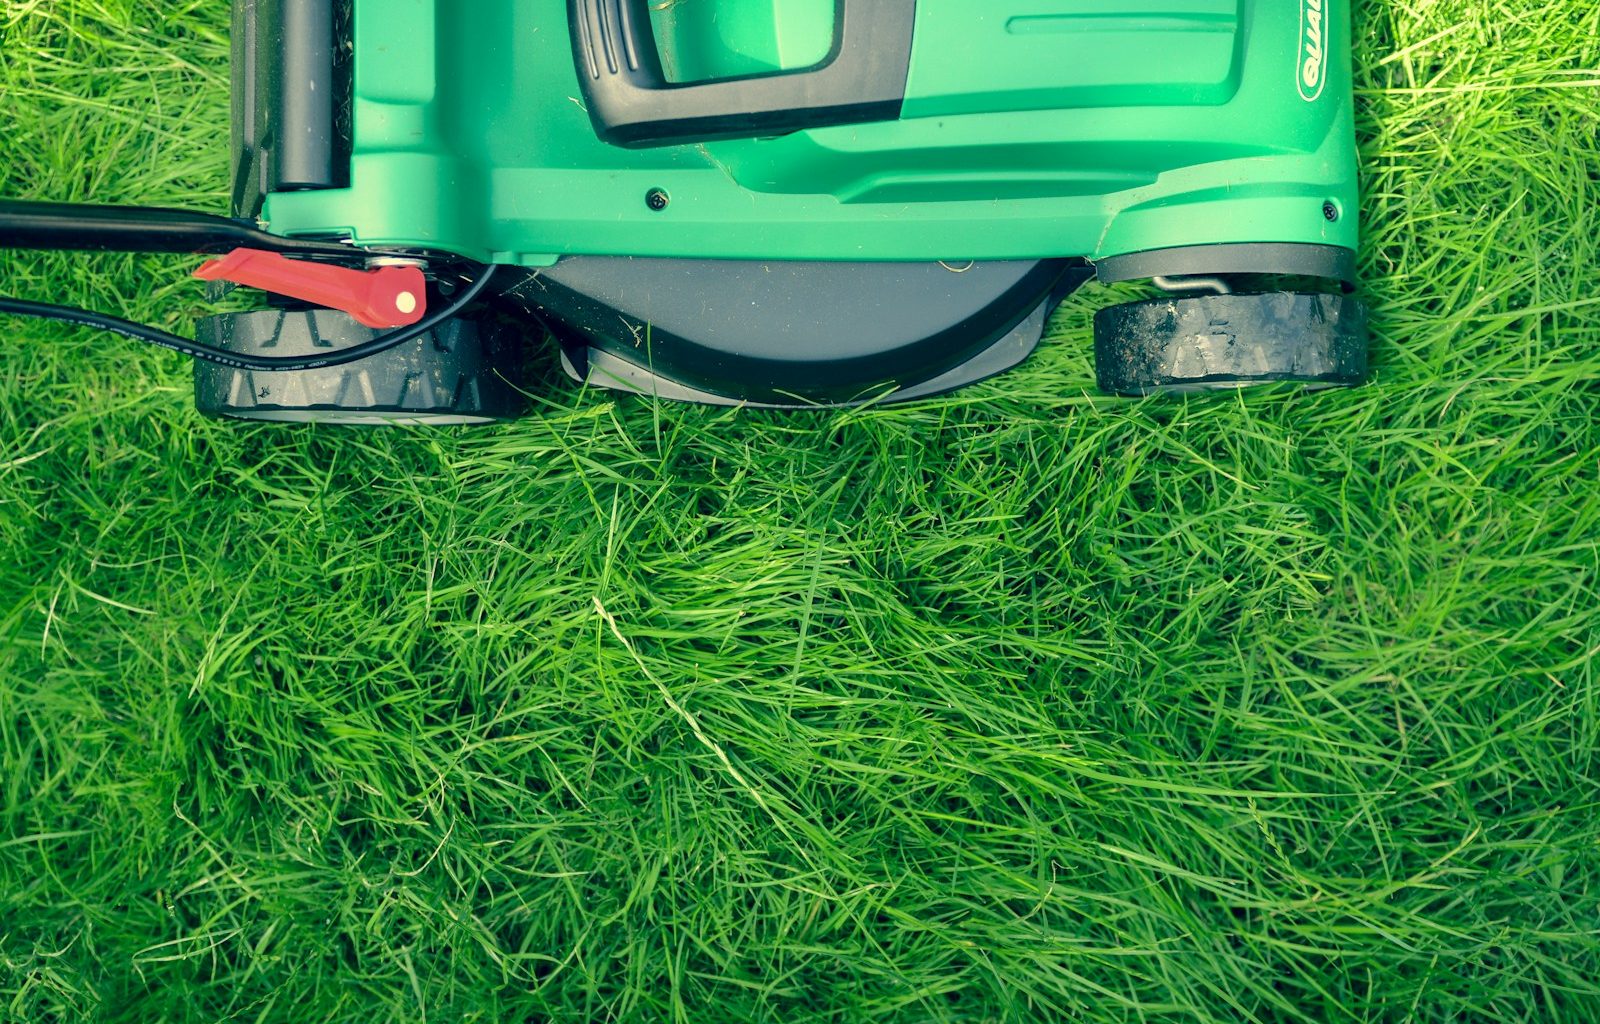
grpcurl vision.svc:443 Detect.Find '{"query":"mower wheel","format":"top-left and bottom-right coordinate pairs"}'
top-left (194, 309), bottom-right (530, 424)
top-left (1093, 291), bottom-right (1368, 396)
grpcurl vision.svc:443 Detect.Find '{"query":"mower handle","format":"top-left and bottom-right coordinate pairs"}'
top-left (568, 0), bottom-right (916, 148)
top-left (0, 200), bottom-right (358, 258)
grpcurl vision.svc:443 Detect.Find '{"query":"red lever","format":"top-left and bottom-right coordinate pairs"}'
top-left (195, 249), bottom-right (428, 329)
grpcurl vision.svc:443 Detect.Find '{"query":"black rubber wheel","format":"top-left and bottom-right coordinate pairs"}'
top-left (1093, 291), bottom-right (1368, 396)
top-left (194, 309), bottom-right (531, 424)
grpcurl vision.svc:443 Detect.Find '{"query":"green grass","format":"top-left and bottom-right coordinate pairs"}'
top-left (1, 1), bottom-right (1599, 1021)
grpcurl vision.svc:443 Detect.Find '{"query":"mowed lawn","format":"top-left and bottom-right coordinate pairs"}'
top-left (1, 2), bottom-right (1598, 1022)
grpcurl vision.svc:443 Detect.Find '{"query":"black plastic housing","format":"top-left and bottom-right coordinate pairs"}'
top-left (505, 258), bottom-right (1093, 406)
top-left (231, 0), bottom-right (352, 218)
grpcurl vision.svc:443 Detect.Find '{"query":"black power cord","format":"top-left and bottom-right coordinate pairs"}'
top-left (0, 264), bottom-right (499, 372)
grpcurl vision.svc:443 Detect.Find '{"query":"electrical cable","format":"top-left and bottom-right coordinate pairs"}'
top-left (0, 264), bottom-right (499, 372)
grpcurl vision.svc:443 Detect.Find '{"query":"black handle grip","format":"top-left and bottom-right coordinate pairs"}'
top-left (569, 0), bottom-right (916, 149)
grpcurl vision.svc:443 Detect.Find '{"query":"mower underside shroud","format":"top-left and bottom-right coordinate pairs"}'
top-left (511, 259), bottom-right (1096, 408)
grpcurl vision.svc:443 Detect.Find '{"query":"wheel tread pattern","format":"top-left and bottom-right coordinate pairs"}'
top-left (1093, 291), bottom-right (1369, 396)
top-left (194, 310), bottom-right (530, 423)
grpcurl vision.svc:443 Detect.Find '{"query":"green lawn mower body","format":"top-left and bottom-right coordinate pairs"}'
top-left (5, 0), bottom-right (1369, 420)
top-left (261, 0), bottom-right (1360, 266)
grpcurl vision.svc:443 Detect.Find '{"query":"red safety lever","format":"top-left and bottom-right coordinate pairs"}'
top-left (195, 249), bottom-right (428, 329)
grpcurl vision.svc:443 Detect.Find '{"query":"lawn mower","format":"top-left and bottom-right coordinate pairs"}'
top-left (0, 0), bottom-right (1367, 423)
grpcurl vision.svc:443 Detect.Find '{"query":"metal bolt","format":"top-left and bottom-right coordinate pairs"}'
top-left (646, 188), bottom-right (671, 212)
top-left (366, 255), bottom-right (428, 270)
top-left (1323, 202), bottom-right (1340, 222)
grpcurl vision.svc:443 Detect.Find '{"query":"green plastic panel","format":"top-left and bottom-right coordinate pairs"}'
top-left (903, 0), bottom-right (1245, 117)
top-left (264, 0), bottom-right (1359, 267)
top-left (651, 0), bottom-right (835, 83)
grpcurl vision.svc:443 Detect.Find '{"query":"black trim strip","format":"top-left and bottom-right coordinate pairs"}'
top-left (1096, 243), bottom-right (1358, 286)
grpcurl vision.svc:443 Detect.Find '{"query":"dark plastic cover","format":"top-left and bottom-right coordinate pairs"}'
top-left (231, 0), bottom-right (351, 217)
top-left (506, 257), bottom-right (1090, 405)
